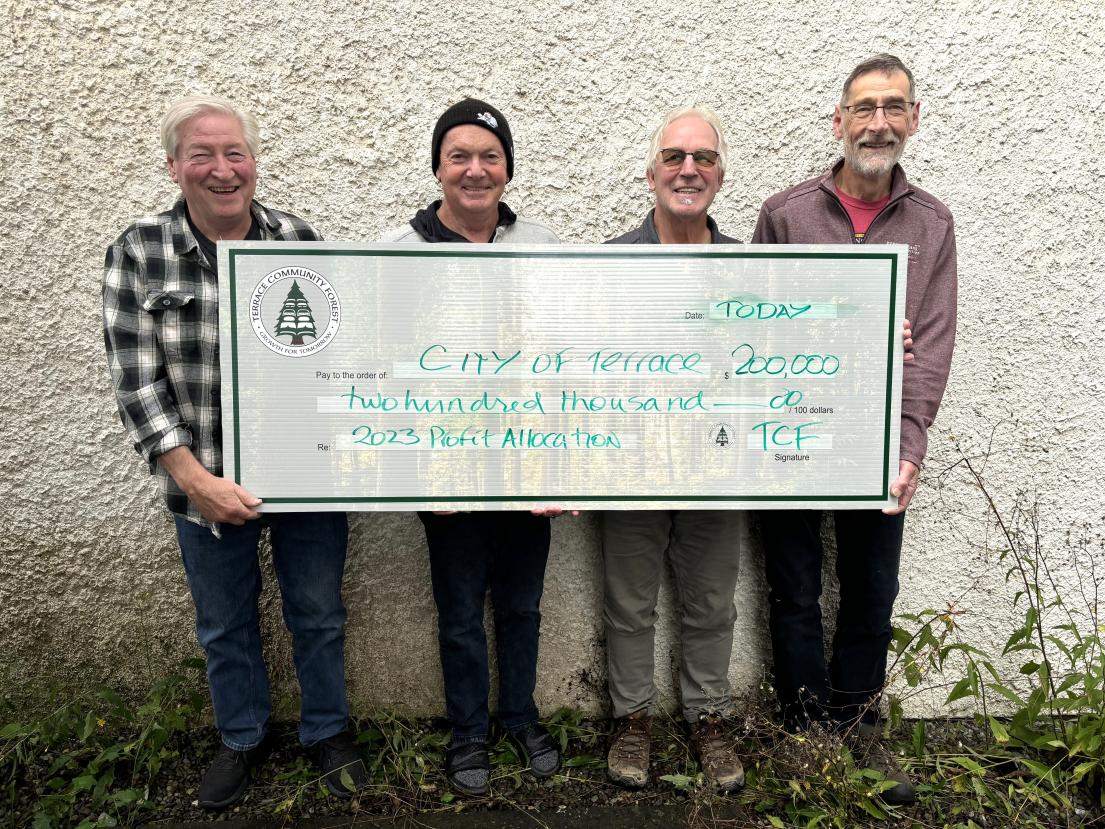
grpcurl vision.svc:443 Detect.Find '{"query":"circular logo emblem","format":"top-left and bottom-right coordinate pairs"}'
top-left (707, 423), bottom-right (734, 449)
top-left (250, 267), bottom-right (340, 358)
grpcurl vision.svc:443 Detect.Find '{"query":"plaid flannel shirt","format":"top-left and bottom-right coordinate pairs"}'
top-left (103, 197), bottom-right (321, 526)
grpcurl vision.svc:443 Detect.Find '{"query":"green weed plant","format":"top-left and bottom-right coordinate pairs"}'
top-left (4, 439), bottom-right (1104, 827)
top-left (884, 446), bottom-right (1105, 827)
top-left (0, 659), bottom-right (205, 829)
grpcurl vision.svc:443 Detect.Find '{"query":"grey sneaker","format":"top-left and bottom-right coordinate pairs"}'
top-left (690, 714), bottom-right (745, 793)
top-left (445, 741), bottom-right (490, 796)
top-left (607, 710), bottom-right (651, 788)
top-left (509, 722), bottom-right (562, 778)
top-left (846, 722), bottom-right (917, 805)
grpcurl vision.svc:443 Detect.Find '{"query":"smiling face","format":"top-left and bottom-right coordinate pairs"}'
top-left (833, 69), bottom-right (919, 180)
top-left (435, 124), bottom-right (508, 223)
top-left (646, 115), bottom-right (724, 224)
top-left (166, 111), bottom-right (257, 239)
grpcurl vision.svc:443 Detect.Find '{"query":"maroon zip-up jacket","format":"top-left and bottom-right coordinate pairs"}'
top-left (752, 160), bottom-right (956, 469)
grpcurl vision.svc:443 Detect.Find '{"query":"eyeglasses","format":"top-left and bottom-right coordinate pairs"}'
top-left (842, 101), bottom-right (916, 122)
top-left (658, 148), bottom-right (720, 169)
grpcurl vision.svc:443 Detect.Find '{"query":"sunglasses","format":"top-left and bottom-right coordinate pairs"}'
top-left (658, 148), bottom-right (720, 169)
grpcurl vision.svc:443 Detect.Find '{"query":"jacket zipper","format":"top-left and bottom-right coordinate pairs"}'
top-left (823, 182), bottom-right (912, 244)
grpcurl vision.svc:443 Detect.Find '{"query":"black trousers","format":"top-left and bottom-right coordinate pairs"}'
top-left (419, 511), bottom-right (551, 740)
top-left (758, 509), bottom-right (905, 729)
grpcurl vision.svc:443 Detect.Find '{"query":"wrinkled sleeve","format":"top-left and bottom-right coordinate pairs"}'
top-left (899, 217), bottom-right (957, 467)
top-left (102, 236), bottom-right (192, 471)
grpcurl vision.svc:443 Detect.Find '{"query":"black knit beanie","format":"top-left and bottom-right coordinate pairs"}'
top-left (431, 98), bottom-right (514, 181)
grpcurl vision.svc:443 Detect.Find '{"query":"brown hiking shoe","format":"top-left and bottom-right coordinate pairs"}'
top-left (607, 710), bottom-right (651, 788)
top-left (690, 714), bottom-right (745, 793)
top-left (846, 722), bottom-right (917, 805)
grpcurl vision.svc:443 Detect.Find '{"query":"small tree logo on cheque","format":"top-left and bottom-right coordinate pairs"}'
top-left (250, 267), bottom-right (341, 358)
top-left (708, 423), bottom-right (734, 449)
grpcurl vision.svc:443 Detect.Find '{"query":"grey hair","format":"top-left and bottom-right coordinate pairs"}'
top-left (160, 94), bottom-right (260, 158)
top-left (841, 53), bottom-right (916, 104)
top-left (645, 106), bottom-right (728, 176)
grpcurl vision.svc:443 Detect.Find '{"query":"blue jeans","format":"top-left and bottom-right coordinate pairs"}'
top-left (420, 512), bottom-right (550, 742)
top-left (758, 509), bottom-right (905, 729)
top-left (175, 512), bottom-right (350, 750)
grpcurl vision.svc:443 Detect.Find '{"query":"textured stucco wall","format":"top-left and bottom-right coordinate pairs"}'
top-left (2, 0), bottom-right (1102, 721)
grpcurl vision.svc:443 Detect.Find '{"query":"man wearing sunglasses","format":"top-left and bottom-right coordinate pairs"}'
top-left (601, 107), bottom-right (745, 794)
top-left (752, 54), bottom-right (957, 805)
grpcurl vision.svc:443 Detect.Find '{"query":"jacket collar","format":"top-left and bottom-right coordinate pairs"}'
top-left (409, 200), bottom-right (519, 243)
top-left (819, 159), bottom-right (913, 205)
top-left (170, 197), bottom-right (276, 257)
top-left (640, 208), bottom-right (727, 243)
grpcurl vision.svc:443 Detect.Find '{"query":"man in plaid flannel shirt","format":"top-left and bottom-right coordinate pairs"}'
top-left (102, 94), bottom-right (365, 808)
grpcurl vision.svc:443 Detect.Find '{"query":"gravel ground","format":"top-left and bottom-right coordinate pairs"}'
top-left (140, 719), bottom-right (707, 824)
top-left (135, 718), bottom-right (1104, 827)
top-left (8, 715), bottom-right (1105, 827)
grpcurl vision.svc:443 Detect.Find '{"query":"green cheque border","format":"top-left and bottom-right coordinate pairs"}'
top-left (228, 248), bottom-right (900, 505)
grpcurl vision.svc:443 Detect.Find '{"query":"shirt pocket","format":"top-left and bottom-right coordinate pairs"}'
top-left (143, 290), bottom-right (199, 362)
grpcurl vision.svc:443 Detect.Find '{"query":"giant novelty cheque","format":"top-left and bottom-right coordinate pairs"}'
top-left (218, 243), bottom-right (907, 511)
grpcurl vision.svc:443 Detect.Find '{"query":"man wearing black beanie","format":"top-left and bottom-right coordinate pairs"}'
top-left (382, 98), bottom-right (560, 796)
top-left (386, 97), bottom-right (552, 245)
top-left (431, 98), bottom-right (515, 182)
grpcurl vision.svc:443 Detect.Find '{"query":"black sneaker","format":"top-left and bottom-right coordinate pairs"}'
top-left (313, 730), bottom-right (368, 798)
top-left (198, 739), bottom-right (270, 810)
top-left (845, 722), bottom-right (917, 805)
top-left (508, 722), bottom-right (562, 778)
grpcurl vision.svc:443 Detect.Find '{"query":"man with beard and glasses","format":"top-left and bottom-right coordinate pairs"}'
top-left (752, 54), bottom-right (957, 805)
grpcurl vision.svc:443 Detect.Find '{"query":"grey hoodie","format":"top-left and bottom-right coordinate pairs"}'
top-left (382, 200), bottom-right (559, 244)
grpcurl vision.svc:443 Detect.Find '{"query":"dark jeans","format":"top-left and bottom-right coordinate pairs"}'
top-left (175, 512), bottom-right (350, 750)
top-left (758, 509), bottom-right (905, 729)
top-left (419, 511), bottom-right (551, 742)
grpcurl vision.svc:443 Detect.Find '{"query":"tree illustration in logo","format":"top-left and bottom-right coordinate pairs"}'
top-left (714, 426), bottom-right (730, 447)
top-left (273, 280), bottom-right (317, 345)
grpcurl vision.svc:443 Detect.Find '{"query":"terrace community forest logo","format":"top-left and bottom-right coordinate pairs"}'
top-left (708, 423), bottom-right (734, 449)
top-left (250, 266), bottom-right (341, 358)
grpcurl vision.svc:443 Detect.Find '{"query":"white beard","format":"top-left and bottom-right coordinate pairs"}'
top-left (843, 131), bottom-right (907, 179)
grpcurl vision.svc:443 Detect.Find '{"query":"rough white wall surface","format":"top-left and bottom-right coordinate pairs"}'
top-left (2, 0), bottom-right (1102, 721)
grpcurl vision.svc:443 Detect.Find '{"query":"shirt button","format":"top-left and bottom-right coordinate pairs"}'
top-left (162, 299), bottom-right (172, 306)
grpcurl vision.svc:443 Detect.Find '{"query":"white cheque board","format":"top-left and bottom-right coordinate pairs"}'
top-left (218, 243), bottom-right (906, 511)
